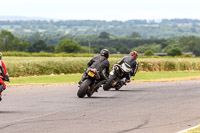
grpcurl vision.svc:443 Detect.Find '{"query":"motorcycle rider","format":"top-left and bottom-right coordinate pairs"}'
top-left (117, 51), bottom-right (139, 83)
top-left (0, 52), bottom-right (9, 101)
top-left (78, 49), bottom-right (110, 90)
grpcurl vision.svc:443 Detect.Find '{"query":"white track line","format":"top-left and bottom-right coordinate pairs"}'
top-left (177, 125), bottom-right (200, 133)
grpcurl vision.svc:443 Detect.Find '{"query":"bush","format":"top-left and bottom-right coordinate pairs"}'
top-left (167, 47), bottom-right (182, 56)
top-left (144, 50), bottom-right (154, 56)
top-left (55, 39), bottom-right (81, 53)
top-left (2, 51), bottom-right (95, 57)
top-left (119, 46), bottom-right (131, 54)
top-left (181, 53), bottom-right (194, 57)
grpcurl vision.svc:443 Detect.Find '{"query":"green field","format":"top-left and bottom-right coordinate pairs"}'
top-left (8, 71), bottom-right (200, 85)
top-left (3, 56), bottom-right (200, 77)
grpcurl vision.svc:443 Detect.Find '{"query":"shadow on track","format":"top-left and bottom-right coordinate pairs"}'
top-left (84, 96), bottom-right (117, 99)
top-left (0, 111), bottom-right (24, 114)
top-left (110, 89), bottom-right (143, 92)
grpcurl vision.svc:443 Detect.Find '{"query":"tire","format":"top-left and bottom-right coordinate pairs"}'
top-left (103, 75), bottom-right (116, 91)
top-left (77, 79), bottom-right (92, 98)
top-left (115, 81), bottom-right (123, 91)
top-left (87, 91), bottom-right (94, 97)
top-left (115, 86), bottom-right (121, 91)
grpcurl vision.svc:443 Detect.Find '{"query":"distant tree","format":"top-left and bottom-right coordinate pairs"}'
top-left (79, 46), bottom-right (94, 53)
top-left (144, 50), bottom-right (154, 56)
top-left (167, 47), bottom-right (182, 56)
top-left (161, 42), bottom-right (169, 49)
top-left (28, 32), bottom-right (42, 42)
top-left (110, 42), bottom-right (124, 51)
top-left (108, 48), bottom-right (118, 54)
top-left (30, 40), bottom-right (47, 52)
top-left (134, 44), bottom-right (154, 53)
top-left (0, 30), bottom-right (16, 51)
top-left (46, 45), bottom-right (56, 53)
top-left (55, 39), bottom-right (81, 53)
top-left (99, 32), bottom-right (110, 39)
top-left (119, 46), bottom-right (131, 54)
top-left (17, 41), bottom-right (30, 52)
top-left (91, 44), bottom-right (104, 53)
top-left (134, 43), bottom-right (162, 53)
top-left (179, 36), bottom-right (200, 56)
top-left (129, 32), bottom-right (142, 38)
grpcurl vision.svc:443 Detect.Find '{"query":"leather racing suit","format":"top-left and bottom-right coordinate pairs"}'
top-left (117, 56), bottom-right (138, 82)
top-left (0, 60), bottom-right (9, 100)
top-left (79, 55), bottom-right (110, 85)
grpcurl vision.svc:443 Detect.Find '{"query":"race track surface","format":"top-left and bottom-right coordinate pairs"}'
top-left (1, 80), bottom-right (200, 133)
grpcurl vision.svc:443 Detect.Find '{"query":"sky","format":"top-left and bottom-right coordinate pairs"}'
top-left (1, 0), bottom-right (200, 21)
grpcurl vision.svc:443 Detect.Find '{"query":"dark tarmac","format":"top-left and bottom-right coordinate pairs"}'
top-left (1, 80), bottom-right (200, 133)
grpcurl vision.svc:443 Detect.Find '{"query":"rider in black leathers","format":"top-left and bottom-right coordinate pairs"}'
top-left (117, 51), bottom-right (139, 83)
top-left (78, 49), bottom-right (110, 88)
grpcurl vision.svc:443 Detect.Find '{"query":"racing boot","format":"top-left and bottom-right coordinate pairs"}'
top-left (125, 74), bottom-right (131, 83)
top-left (0, 84), bottom-right (4, 93)
top-left (0, 85), bottom-right (5, 101)
top-left (126, 79), bottom-right (130, 83)
top-left (94, 80), bottom-right (107, 92)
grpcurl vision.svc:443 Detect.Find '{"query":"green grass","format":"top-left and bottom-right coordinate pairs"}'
top-left (182, 125), bottom-right (200, 133)
top-left (3, 56), bottom-right (200, 77)
top-left (7, 71), bottom-right (200, 85)
top-left (134, 71), bottom-right (200, 80)
top-left (8, 74), bottom-right (81, 84)
top-left (2, 51), bottom-right (96, 57)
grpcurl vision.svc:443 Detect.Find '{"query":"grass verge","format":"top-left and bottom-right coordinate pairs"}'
top-left (184, 126), bottom-right (200, 133)
top-left (4, 56), bottom-right (200, 77)
top-left (134, 71), bottom-right (200, 82)
top-left (7, 71), bottom-right (200, 86)
top-left (178, 125), bottom-right (200, 133)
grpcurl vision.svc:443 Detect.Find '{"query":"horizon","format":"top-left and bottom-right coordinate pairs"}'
top-left (1, 15), bottom-right (200, 22)
top-left (1, 0), bottom-right (200, 21)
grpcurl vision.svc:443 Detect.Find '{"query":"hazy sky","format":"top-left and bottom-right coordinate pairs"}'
top-left (1, 0), bottom-right (200, 21)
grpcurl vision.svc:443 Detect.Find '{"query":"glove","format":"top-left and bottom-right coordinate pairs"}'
top-left (4, 73), bottom-right (9, 81)
top-left (6, 77), bottom-right (9, 82)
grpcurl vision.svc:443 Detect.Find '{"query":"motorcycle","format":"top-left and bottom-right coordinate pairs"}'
top-left (0, 75), bottom-right (9, 101)
top-left (103, 63), bottom-right (132, 91)
top-left (77, 68), bottom-right (106, 98)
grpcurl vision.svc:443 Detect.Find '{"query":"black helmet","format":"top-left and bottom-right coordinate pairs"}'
top-left (0, 52), bottom-right (2, 60)
top-left (100, 49), bottom-right (109, 58)
top-left (129, 51), bottom-right (138, 58)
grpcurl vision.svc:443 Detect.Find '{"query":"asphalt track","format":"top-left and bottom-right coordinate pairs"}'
top-left (1, 80), bottom-right (200, 133)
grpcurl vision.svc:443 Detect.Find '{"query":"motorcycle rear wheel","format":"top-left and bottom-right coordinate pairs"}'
top-left (77, 79), bottom-right (92, 98)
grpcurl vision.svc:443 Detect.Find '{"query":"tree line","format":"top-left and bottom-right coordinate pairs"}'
top-left (1, 19), bottom-right (200, 38)
top-left (1, 30), bottom-right (200, 56)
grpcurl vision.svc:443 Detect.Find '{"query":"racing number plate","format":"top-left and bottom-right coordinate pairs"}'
top-left (88, 71), bottom-right (95, 77)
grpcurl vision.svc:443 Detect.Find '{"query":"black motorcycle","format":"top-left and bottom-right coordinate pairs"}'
top-left (103, 63), bottom-right (132, 91)
top-left (77, 68), bottom-right (105, 98)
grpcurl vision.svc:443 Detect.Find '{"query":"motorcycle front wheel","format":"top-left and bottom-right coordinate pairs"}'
top-left (77, 79), bottom-right (92, 98)
top-left (103, 75), bottom-right (116, 91)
